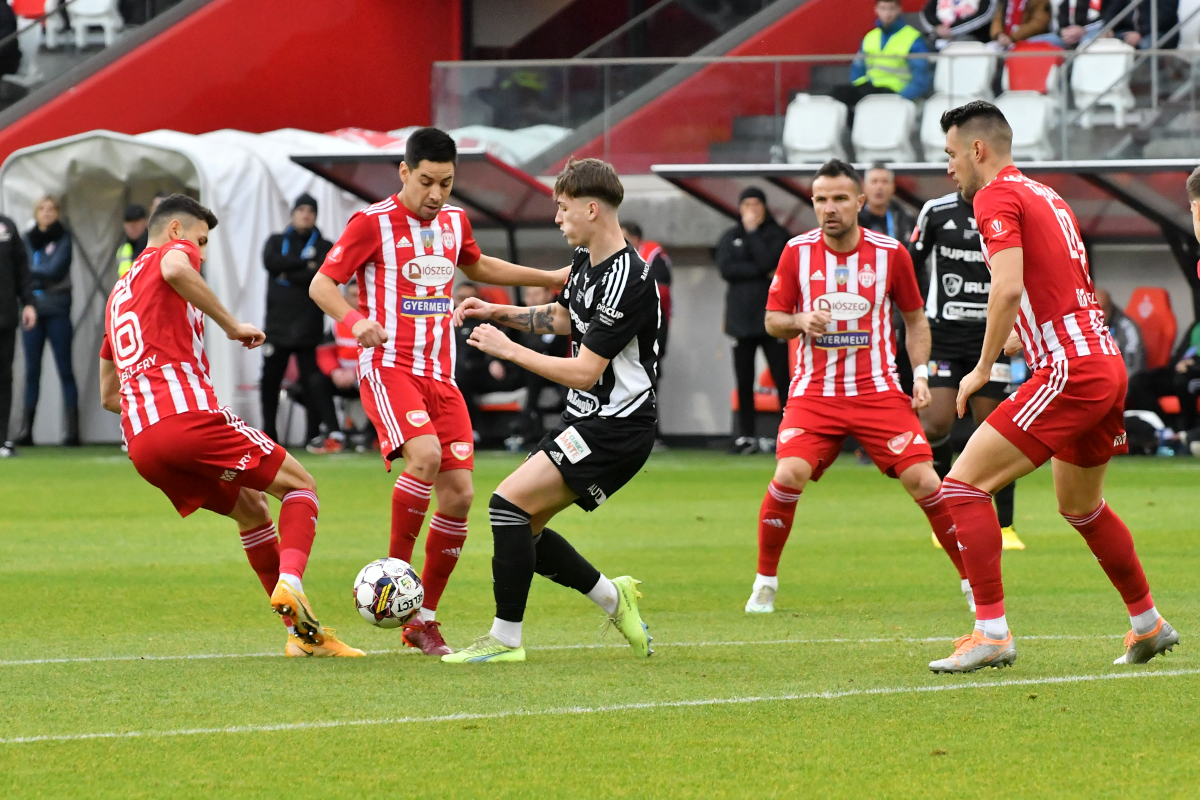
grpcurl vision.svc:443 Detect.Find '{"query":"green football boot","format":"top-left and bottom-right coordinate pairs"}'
top-left (606, 576), bottom-right (653, 658)
top-left (440, 634), bottom-right (526, 664)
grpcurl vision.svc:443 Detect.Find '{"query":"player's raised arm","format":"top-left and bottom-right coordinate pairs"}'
top-left (956, 246), bottom-right (1024, 417)
top-left (467, 323), bottom-right (608, 390)
top-left (159, 248), bottom-right (264, 349)
top-left (459, 254), bottom-right (570, 289)
top-left (453, 296), bottom-right (570, 334)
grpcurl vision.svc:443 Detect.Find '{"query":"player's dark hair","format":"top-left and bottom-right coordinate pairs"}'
top-left (148, 194), bottom-right (218, 233)
top-left (940, 100), bottom-right (1013, 153)
top-left (554, 157), bottom-right (624, 209)
top-left (621, 221), bottom-right (643, 239)
top-left (404, 127), bottom-right (458, 169)
top-left (814, 159), bottom-right (863, 192)
top-left (1187, 166), bottom-right (1200, 201)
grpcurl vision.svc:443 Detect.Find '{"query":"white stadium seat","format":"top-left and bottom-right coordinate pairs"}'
top-left (919, 93), bottom-right (979, 161)
top-left (933, 41), bottom-right (997, 99)
top-left (995, 91), bottom-right (1055, 161)
top-left (1070, 38), bottom-right (1135, 128)
top-left (852, 93), bottom-right (916, 162)
top-left (782, 94), bottom-right (848, 163)
top-left (67, 0), bottom-right (124, 48)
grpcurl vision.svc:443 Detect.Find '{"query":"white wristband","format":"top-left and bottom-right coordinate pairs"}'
top-left (912, 364), bottom-right (929, 381)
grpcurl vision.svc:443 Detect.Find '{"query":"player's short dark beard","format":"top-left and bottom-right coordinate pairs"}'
top-left (958, 162), bottom-right (982, 202)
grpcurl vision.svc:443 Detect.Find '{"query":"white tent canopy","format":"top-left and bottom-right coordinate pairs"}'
top-left (0, 129), bottom-right (370, 443)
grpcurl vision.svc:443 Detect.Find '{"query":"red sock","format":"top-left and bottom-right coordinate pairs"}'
top-left (240, 521), bottom-right (293, 627)
top-left (421, 513), bottom-right (468, 611)
top-left (916, 488), bottom-right (967, 579)
top-left (278, 489), bottom-right (319, 578)
top-left (1062, 501), bottom-right (1153, 614)
top-left (942, 478), bottom-right (1005, 619)
top-left (757, 481), bottom-right (801, 576)
top-left (391, 472), bottom-right (432, 562)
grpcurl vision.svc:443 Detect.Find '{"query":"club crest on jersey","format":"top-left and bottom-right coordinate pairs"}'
top-left (584, 284), bottom-right (596, 307)
top-left (441, 228), bottom-right (456, 250)
top-left (857, 264), bottom-right (876, 288)
top-left (814, 292), bottom-right (871, 321)
top-left (450, 442), bottom-right (473, 460)
top-left (401, 254), bottom-right (456, 287)
top-left (406, 410), bottom-right (430, 427)
top-left (420, 229), bottom-right (435, 250)
top-left (778, 427), bottom-right (804, 444)
top-left (942, 273), bottom-right (963, 297)
top-left (887, 431), bottom-right (914, 454)
top-left (835, 266), bottom-right (849, 286)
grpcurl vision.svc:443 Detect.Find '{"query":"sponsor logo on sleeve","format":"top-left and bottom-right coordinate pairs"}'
top-left (450, 441), bottom-right (473, 460)
top-left (327, 245), bottom-right (342, 262)
top-left (401, 255), bottom-right (456, 287)
top-left (406, 410), bottom-right (430, 427)
top-left (887, 431), bottom-right (914, 454)
top-left (596, 304), bottom-right (624, 325)
top-left (778, 427), bottom-right (804, 444)
top-left (990, 219), bottom-right (1007, 237)
top-left (400, 295), bottom-right (452, 317)
top-left (554, 426), bottom-right (592, 464)
top-left (814, 292), bottom-right (872, 321)
top-left (857, 264), bottom-right (876, 288)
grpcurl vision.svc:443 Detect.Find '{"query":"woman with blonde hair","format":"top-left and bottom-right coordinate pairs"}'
top-left (16, 195), bottom-right (78, 446)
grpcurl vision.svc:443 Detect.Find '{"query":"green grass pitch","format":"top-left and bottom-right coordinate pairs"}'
top-left (1, 447), bottom-right (1197, 797)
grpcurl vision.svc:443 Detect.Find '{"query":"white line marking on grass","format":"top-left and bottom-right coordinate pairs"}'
top-left (4, 667), bottom-right (1197, 746)
top-left (0, 634), bottom-right (1124, 667)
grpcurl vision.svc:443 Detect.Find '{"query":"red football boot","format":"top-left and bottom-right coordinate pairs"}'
top-left (402, 618), bottom-right (453, 656)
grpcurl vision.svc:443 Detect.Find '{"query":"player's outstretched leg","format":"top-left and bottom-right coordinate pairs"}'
top-left (1053, 460), bottom-right (1178, 665)
top-left (264, 453), bottom-right (363, 657)
top-left (901, 463), bottom-right (974, 612)
top-left (747, 457), bottom-right (806, 613)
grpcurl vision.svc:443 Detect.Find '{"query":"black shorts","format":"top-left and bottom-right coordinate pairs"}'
top-left (536, 416), bottom-right (655, 512)
top-left (927, 356), bottom-right (1014, 400)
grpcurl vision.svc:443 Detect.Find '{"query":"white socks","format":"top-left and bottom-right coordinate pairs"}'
top-left (1131, 606), bottom-right (1161, 636)
top-left (490, 618), bottom-right (523, 648)
top-left (419, 607), bottom-right (436, 623)
top-left (753, 574), bottom-right (779, 592)
top-left (975, 615), bottom-right (1008, 640)
top-left (279, 573), bottom-right (304, 595)
top-left (587, 575), bottom-right (619, 616)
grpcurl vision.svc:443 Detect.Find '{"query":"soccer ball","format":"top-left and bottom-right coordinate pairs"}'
top-left (353, 558), bottom-right (424, 628)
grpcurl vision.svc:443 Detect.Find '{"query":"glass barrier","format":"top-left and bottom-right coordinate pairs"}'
top-left (433, 47), bottom-right (1200, 175)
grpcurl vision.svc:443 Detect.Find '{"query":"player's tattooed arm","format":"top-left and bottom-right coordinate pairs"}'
top-left (493, 303), bottom-right (562, 334)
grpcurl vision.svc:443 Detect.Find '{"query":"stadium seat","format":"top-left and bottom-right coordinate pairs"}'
top-left (995, 91), bottom-right (1055, 160)
top-left (1125, 287), bottom-right (1177, 370)
top-left (478, 388), bottom-right (526, 413)
top-left (1002, 41), bottom-right (1064, 94)
top-left (933, 41), bottom-right (997, 99)
top-left (68, 0), bottom-right (124, 48)
top-left (920, 93), bottom-right (977, 161)
top-left (782, 94), bottom-right (848, 164)
top-left (851, 94), bottom-right (917, 162)
top-left (1070, 38), bottom-right (1135, 128)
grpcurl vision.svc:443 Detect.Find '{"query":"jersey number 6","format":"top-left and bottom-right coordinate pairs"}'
top-left (109, 281), bottom-right (145, 369)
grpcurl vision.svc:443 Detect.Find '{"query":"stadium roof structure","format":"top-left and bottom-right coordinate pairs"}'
top-left (291, 150), bottom-right (558, 261)
top-left (653, 160), bottom-right (1200, 317)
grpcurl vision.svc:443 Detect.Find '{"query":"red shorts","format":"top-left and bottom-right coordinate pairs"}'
top-left (989, 354), bottom-right (1128, 468)
top-left (776, 390), bottom-right (933, 481)
top-left (127, 409), bottom-right (286, 517)
top-left (359, 367), bottom-right (474, 472)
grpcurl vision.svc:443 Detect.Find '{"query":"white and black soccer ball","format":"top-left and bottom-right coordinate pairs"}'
top-left (353, 558), bottom-right (423, 628)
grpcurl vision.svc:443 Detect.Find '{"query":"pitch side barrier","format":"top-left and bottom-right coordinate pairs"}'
top-left (652, 160), bottom-right (1200, 320)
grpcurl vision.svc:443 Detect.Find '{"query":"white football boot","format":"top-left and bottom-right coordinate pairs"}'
top-left (745, 583), bottom-right (776, 613)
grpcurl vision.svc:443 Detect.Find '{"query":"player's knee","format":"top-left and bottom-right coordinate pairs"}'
top-left (773, 458), bottom-right (810, 490)
top-left (902, 463), bottom-right (942, 498)
top-left (401, 437), bottom-right (441, 480)
top-left (441, 484), bottom-right (474, 518)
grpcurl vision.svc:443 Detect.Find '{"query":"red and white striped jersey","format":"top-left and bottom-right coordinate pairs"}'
top-left (767, 228), bottom-right (924, 399)
top-left (319, 196), bottom-right (481, 384)
top-left (974, 166), bottom-right (1118, 370)
top-left (99, 240), bottom-right (220, 441)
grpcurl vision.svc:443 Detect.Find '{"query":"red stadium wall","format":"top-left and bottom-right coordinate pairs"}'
top-left (567, 0), bottom-right (924, 172)
top-left (0, 0), bottom-right (460, 164)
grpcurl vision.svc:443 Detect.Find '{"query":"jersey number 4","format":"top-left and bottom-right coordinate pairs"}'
top-left (1053, 206), bottom-right (1088, 271)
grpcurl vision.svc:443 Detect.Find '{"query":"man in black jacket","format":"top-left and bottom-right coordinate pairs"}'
top-left (0, 212), bottom-right (33, 456)
top-left (716, 186), bottom-right (792, 454)
top-left (259, 194), bottom-right (341, 450)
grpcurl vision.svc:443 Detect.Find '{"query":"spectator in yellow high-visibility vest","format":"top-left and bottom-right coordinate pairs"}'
top-left (832, 0), bottom-right (932, 123)
top-left (115, 204), bottom-right (147, 278)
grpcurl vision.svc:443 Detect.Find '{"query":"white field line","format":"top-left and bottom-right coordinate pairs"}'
top-left (3, 667), bottom-right (1197, 746)
top-left (0, 633), bottom-right (1123, 668)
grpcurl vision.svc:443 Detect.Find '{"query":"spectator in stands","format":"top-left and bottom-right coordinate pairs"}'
top-left (259, 193), bottom-right (341, 451)
top-left (716, 186), bottom-right (791, 455)
top-left (1127, 321), bottom-right (1200, 439)
top-left (0, 2), bottom-right (21, 78)
top-left (990, 0), bottom-right (1054, 47)
top-left (620, 221), bottom-right (672, 367)
top-left (16, 196), bottom-right (78, 447)
top-left (1055, 0), bottom-right (1124, 48)
top-left (149, 190), bottom-right (170, 216)
top-left (1097, 287), bottom-right (1146, 378)
top-left (833, 0), bottom-right (932, 120)
top-left (0, 210), bottom-right (33, 457)
top-left (116, 203), bottom-right (148, 278)
top-left (858, 163), bottom-right (915, 243)
top-left (920, 0), bottom-right (1000, 48)
top-left (1111, 0), bottom-right (1178, 49)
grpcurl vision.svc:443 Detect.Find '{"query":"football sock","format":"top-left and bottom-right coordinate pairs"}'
top-left (1061, 501), bottom-right (1154, 620)
top-left (239, 522), bottom-right (279, 595)
top-left (915, 488), bottom-right (966, 579)
top-left (586, 575), bottom-right (619, 616)
top-left (533, 528), bottom-right (602, 596)
top-left (278, 489), bottom-right (318, 579)
top-left (757, 480), bottom-right (801, 577)
top-left (942, 478), bottom-right (1005, 620)
top-left (753, 573), bottom-right (779, 592)
top-left (930, 434), bottom-right (953, 480)
top-left (419, 608), bottom-right (436, 623)
top-left (490, 618), bottom-right (523, 648)
top-left (279, 572), bottom-right (304, 595)
top-left (1130, 606), bottom-right (1162, 636)
top-left (420, 512), bottom-right (467, 612)
top-left (975, 614), bottom-right (1008, 640)
top-left (995, 481), bottom-right (1016, 528)
top-left (489, 494), bottom-right (536, 625)
top-left (390, 472), bottom-right (432, 562)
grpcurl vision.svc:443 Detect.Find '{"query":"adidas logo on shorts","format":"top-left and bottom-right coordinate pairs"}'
top-left (551, 451), bottom-right (564, 465)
